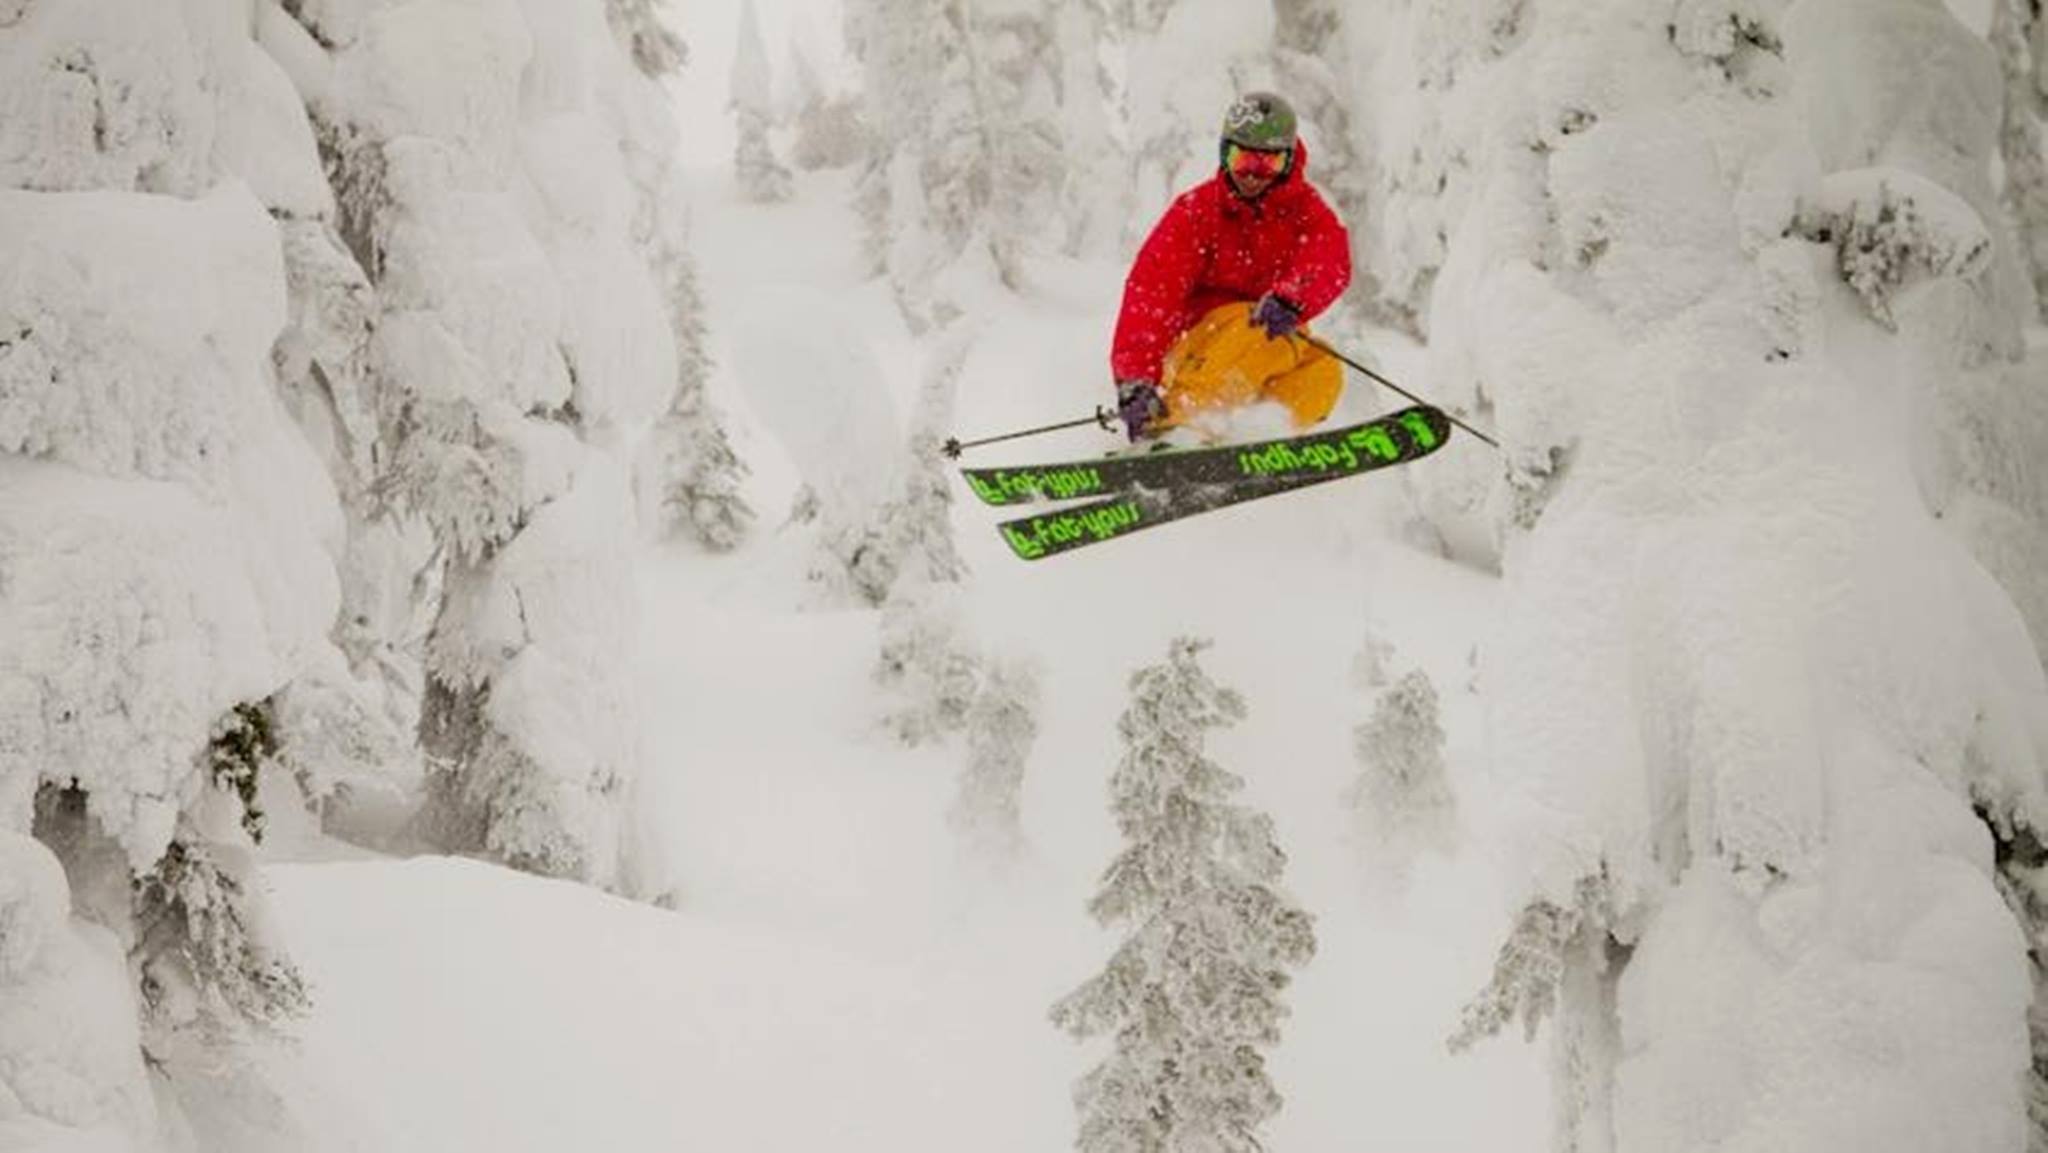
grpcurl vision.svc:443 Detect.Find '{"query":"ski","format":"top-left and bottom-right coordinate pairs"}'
top-left (960, 405), bottom-right (1453, 508)
top-left (992, 408), bottom-right (1452, 560)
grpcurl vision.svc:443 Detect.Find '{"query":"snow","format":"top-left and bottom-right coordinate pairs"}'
top-left (1378, 1), bottom-right (2048, 1148)
top-left (249, 503), bottom-right (1545, 1152)
top-left (213, 143), bottom-right (1548, 1149)
top-left (0, 832), bottom-right (155, 1149)
top-left (4, 0), bottom-right (2046, 1150)
top-left (729, 288), bottom-right (904, 529)
top-left (0, 184), bottom-right (289, 487)
top-left (0, 0), bottom-right (214, 196)
top-left (0, 180), bottom-right (341, 870)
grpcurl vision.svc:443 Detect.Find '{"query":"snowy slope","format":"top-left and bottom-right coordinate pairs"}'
top-left (247, 155), bottom-right (1546, 1151)
top-left (7, 1), bottom-right (2039, 1151)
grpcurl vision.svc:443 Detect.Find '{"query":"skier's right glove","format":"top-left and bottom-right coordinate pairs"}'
top-left (1116, 379), bottom-right (1168, 441)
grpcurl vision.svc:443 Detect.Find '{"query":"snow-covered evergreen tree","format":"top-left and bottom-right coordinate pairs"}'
top-left (1448, 874), bottom-right (1608, 1053)
top-left (974, 2), bottom-right (1069, 282)
top-left (1366, 2), bottom-right (2048, 1149)
top-left (874, 588), bottom-right (1040, 865)
top-left (1347, 0), bottom-right (1521, 343)
top-left (274, 0), bottom-right (708, 896)
top-left (1346, 667), bottom-right (1456, 872)
top-left (825, 428), bottom-right (969, 605)
top-left (1101, 1), bottom-right (1275, 248)
top-left (951, 657), bottom-right (1041, 863)
top-left (1270, 0), bottom-right (1372, 330)
top-left (640, 231), bottom-right (753, 552)
top-left (0, 4), bottom-right (364, 1136)
top-left (876, 591), bottom-right (985, 747)
top-left (1995, 0), bottom-right (2048, 320)
top-left (1449, 869), bottom-right (1627, 1150)
top-left (1982, 809), bottom-right (2048, 1149)
top-left (817, 332), bottom-right (970, 605)
top-left (130, 805), bottom-right (313, 1051)
top-left (1350, 626), bottom-right (1397, 691)
top-left (868, 332), bottom-right (977, 737)
top-left (1050, 638), bottom-right (1316, 1153)
top-left (787, 36), bottom-right (869, 171)
top-left (847, 0), bottom-right (979, 324)
top-left (1049, 0), bottom-right (1131, 257)
top-left (606, 0), bottom-right (688, 78)
top-left (0, 830), bottom-right (156, 1150)
top-left (846, 0), bottom-right (1072, 323)
top-left (732, 0), bottom-right (794, 202)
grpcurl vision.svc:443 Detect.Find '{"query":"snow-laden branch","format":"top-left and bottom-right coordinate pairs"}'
top-left (1794, 167), bottom-right (1993, 331)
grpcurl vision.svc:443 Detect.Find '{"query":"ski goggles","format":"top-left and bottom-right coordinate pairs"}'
top-left (1223, 142), bottom-right (1293, 180)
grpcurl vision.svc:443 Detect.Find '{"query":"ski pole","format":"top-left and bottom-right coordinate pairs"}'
top-left (942, 408), bottom-right (1116, 459)
top-left (1302, 335), bottom-right (1501, 450)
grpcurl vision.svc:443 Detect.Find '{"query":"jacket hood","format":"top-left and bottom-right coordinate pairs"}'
top-left (1286, 138), bottom-right (1312, 179)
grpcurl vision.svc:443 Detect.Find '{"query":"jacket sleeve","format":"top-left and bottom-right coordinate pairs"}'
top-left (1110, 192), bottom-right (1205, 383)
top-left (1273, 186), bottom-right (1352, 321)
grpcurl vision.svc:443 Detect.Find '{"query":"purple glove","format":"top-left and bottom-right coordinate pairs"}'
top-left (1116, 378), bottom-right (1167, 441)
top-left (1251, 292), bottom-right (1302, 338)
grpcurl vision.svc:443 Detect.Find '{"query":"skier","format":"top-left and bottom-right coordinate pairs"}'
top-left (1111, 91), bottom-right (1353, 442)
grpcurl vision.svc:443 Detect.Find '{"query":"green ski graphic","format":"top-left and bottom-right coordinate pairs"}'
top-left (989, 406), bottom-right (1453, 561)
top-left (960, 405), bottom-right (1450, 508)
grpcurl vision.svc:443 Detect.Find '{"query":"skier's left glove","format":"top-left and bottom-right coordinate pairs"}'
top-left (1251, 293), bottom-right (1303, 338)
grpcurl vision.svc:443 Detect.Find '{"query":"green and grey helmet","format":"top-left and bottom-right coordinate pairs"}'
top-left (1221, 91), bottom-right (1297, 151)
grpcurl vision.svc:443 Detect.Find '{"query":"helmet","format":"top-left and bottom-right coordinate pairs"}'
top-left (1221, 92), bottom-right (1297, 152)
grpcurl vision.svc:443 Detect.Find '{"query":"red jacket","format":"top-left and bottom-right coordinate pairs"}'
top-left (1110, 141), bottom-right (1352, 383)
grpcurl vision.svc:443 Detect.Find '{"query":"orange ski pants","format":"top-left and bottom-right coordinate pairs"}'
top-left (1158, 301), bottom-right (1344, 432)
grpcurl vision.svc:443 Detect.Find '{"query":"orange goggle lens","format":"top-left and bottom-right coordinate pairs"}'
top-left (1225, 143), bottom-right (1292, 180)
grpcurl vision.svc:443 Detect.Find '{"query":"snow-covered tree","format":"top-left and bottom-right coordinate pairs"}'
top-left (1047, 1), bottom-right (1130, 257)
top-left (1100, 1), bottom-right (1276, 249)
top-left (130, 816), bottom-right (312, 1051)
top-left (846, 0), bottom-right (1072, 322)
top-left (951, 656), bottom-right (1041, 863)
top-left (3, 0), bottom-right (723, 1141)
top-left (606, 0), bottom-right (688, 78)
top-left (627, 21), bottom-right (754, 555)
top-left (818, 331), bottom-right (970, 605)
top-left (876, 591), bottom-right (985, 747)
top-left (640, 229), bottom-right (753, 551)
top-left (0, 5), bottom-right (359, 1136)
top-left (1982, 809), bottom-right (2048, 1148)
top-left (1448, 869), bottom-right (1627, 1148)
top-left (1448, 871), bottom-right (1615, 1053)
top-left (1790, 169), bottom-right (1994, 333)
top-left (1350, 626), bottom-right (1397, 690)
top-left (1050, 637), bottom-right (1317, 1153)
top-left (873, 587), bottom-right (1040, 865)
top-left (1270, 0), bottom-right (1374, 331)
top-left (732, 0), bottom-right (794, 202)
top-left (1346, 667), bottom-right (1456, 872)
top-left (787, 36), bottom-right (868, 171)
top-left (0, 831), bottom-right (156, 1150)
top-left (975, 3), bottom-right (1069, 278)
top-left (277, 0), bottom-right (709, 897)
top-left (847, 0), bottom-right (980, 324)
top-left (1938, 2), bottom-right (2048, 678)
top-left (1994, 0), bottom-right (2048, 319)
top-left (867, 332), bottom-right (977, 732)
top-left (808, 424), bottom-right (964, 605)
top-left (1346, 0), bottom-right (1520, 342)
top-left (1364, 2), bottom-right (2048, 1150)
